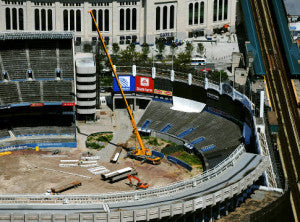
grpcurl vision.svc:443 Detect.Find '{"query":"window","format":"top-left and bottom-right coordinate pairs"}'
top-left (132, 8), bottom-right (136, 30)
top-left (219, 0), bottom-right (223, 20)
top-left (104, 9), bottom-right (109, 31)
top-left (120, 9), bottom-right (124, 30)
top-left (156, 7), bottom-right (160, 30)
top-left (213, 0), bottom-right (217, 21)
top-left (91, 9), bottom-right (96, 31)
top-left (48, 9), bottom-right (52, 31)
top-left (76, 10), bottom-right (81, 31)
top-left (224, 0), bottom-right (228, 20)
top-left (200, 2), bottom-right (204, 23)
top-left (170, 5), bottom-right (174, 29)
top-left (6, 8), bottom-right (10, 30)
top-left (41, 9), bottom-right (46, 31)
top-left (98, 10), bottom-right (103, 31)
top-left (19, 8), bottom-right (23, 30)
top-left (63, 10), bottom-right (68, 31)
top-left (194, 3), bottom-right (199, 24)
top-left (70, 10), bottom-right (74, 31)
top-left (126, 8), bottom-right (130, 30)
top-left (189, 3), bottom-right (193, 25)
top-left (12, 8), bottom-right (17, 30)
top-left (35, 9), bottom-right (39, 30)
top-left (163, 6), bottom-right (167, 29)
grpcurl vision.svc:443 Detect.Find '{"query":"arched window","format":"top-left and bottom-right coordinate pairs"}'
top-left (6, 8), bottom-right (10, 30)
top-left (213, 0), bottom-right (217, 21)
top-left (219, 0), bottom-right (223, 20)
top-left (170, 5), bottom-right (174, 29)
top-left (35, 9), bottom-right (39, 30)
top-left (163, 6), bottom-right (167, 29)
top-left (120, 9), bottom-right (124, 30)
top-left (91, 10), bottom-right (96, 31)
top-left (19, 8), bottom-right (23, 30)
top-left (126, 8), bottom-right (130, 30)
top-left (41, 9), bottom-right (46, 31)
top-left (224, 0), bottom-right (228, 20)
top-left (70, 10), bottom-right (74, 31)
top-left (156, 7), bottom-right (160, 30)
top-left (132, 8), bottom-right (136, 30)
top-left (200, 2), bottom-right (205, 23)
top-left (48, 9), bottom-right (52, 31)
top-left (104, 9), bottom-right (109, 31)
top-left (189, 3), bottom-right (193, 25)
top-left (12, 8), bottom-right (17, 30)
top-left (194, 3), bottom-right (199, 24)
top-left (63, 10), bottom-right (68, 31)
top-left (98, 10), bottom-right (103, 31)
top-left (76, 10), bottom-right (81, 31)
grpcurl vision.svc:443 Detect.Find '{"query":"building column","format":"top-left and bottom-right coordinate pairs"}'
top-left (112, 2), bottom-right (118, 43)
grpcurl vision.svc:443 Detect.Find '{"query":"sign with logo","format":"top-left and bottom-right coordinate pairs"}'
top-left (135, 76), bottom-right (154, 93)
top-left (114, 75), bottom-right (135, 92)
top-left (30, 103), bottom-right (44, 107)
top-left (62, 102), bottom-right (76, 106)
top-left (154, 89), bottom-right (173, 96)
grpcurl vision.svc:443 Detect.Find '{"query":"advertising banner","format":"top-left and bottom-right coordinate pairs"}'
top-left (135, 76), bottom-right (154, 93)
top-left (114, 75), bottom-right (135, 92)
top-left (154, 89), bottom-right (173, 96)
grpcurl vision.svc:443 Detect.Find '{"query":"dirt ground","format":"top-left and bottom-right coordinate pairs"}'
top-left (0, 148), bottom-right (199, 195)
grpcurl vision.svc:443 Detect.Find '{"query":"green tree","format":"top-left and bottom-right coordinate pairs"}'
top-left (170, 42), bottom-right (177, 56)
top-left (127, 43), bottom-right (136, 54)
top-left (141, 43), bottom-right (150, 57)
top-left (156, 40), bottom-right (165, 57)
top-left (174, 52), bottom-right (191, 69)
top-left (83, 43), bottom-right (92, 52)
top-left (112, 43), bottom-right (120, 55)
top-left (185, 42), bottom-right (194, 55)
top-left (197, 43), bottom-right (205, 55)
top-left (208, 70), bottom-right (228, 82)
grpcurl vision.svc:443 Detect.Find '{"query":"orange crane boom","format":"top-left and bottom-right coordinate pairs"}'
top-left (89, 11), bottom-right (161, 165)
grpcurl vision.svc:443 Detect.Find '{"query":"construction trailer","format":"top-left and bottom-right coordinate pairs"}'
top-left (101, 167), bottom-right (137, 183)
top-left (50, 181), bottom-right (82, 194)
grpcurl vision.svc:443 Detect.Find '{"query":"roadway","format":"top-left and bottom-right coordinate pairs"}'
top-left (249, 0), bottom-right (300, 220)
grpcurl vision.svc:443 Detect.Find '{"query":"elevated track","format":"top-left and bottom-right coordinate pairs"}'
top-left (249, 0), bottom-right (300, 220)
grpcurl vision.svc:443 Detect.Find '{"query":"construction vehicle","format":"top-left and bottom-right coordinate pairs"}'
top-left (50, 181), bottom-right (81, 194)
top-left (127, 174), bottom-right (149, 189)
top-left (89, 11), bottom-right (161, 165)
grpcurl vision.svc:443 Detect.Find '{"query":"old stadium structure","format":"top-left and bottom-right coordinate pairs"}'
top-left (0, 32), bottom-right (282, 221)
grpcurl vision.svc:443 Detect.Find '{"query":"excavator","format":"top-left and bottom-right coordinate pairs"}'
top-left (127, 174), bottom-right (149, 189)
top-left (89, 11), bottom-right (161, 165)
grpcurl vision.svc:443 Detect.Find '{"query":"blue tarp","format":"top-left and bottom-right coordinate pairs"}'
top-left (201, 144), bottom-right (216, 152)
top-left (160, 124), bottom-right (173, 133)
top-left (177, 128), bottom-right (195, 138)
top-left (152, 150), bottom-right (165, 159)
top-left (243, 122), bottom-right (252, 145)
top-left (191, 137), bottom-right (205, 145)
top-left (167, 155), bottom-right (192, 171)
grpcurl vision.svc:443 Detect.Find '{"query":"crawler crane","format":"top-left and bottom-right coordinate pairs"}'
top-left (89, 11), bottom-right (161, 165)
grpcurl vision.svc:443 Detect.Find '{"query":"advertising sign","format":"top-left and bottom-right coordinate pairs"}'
top-left (114, 75), bottom-right (135, 92)
top-left (135, 76), bottom-right (154, 93)
top-left (62, 102), bottom-right (76, 106)
top-left (154, 89), bottom-right (173, 96)
top-left (30, 103), bottom-right (44, 107)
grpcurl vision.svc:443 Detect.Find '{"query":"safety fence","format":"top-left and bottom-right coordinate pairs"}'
top-left (167, 156), bottom-right (193, 171)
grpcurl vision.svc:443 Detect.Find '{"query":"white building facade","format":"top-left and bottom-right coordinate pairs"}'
top-left (0, 0), bottom-right (237, 44)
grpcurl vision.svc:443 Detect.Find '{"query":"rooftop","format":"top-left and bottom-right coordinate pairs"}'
top-left (284, 0), bottom-right (300, 16)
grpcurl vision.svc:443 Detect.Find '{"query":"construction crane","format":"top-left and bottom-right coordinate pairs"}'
top-left (127, 174), bottom-right (149, 189)
top-left (89, 11), bottom-right (161, 165)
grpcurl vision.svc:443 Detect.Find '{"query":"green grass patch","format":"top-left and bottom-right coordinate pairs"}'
top-left (87, 142), bottom-right (105, 150)
top-left (176, 152), bottom-right (202, 166)
top-left (161, 145), bottom-right (185, 155)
